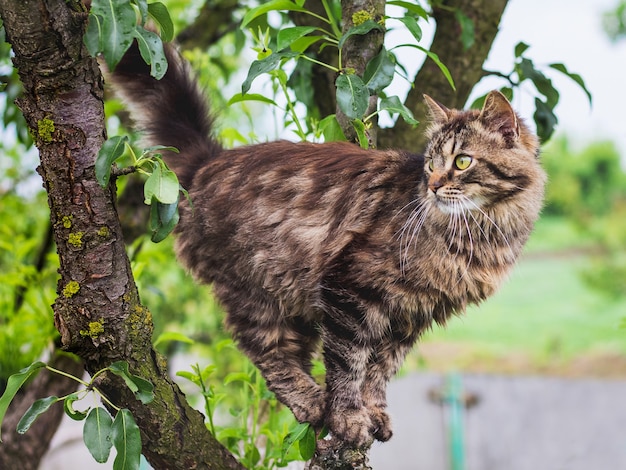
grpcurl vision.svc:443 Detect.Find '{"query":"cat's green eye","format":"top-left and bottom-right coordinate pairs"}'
top-left (427, 159), bottom-right (434, 171)
top-left (454, 154), bottom-right (472, 170)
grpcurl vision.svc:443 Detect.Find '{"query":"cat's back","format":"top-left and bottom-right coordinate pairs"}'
top-left (174, 140), bottom-right (422, 299)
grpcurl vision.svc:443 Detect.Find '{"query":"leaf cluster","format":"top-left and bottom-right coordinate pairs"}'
top-left (176, 351), bottom-right (321, 469)
top-left (479, 42), bottom-right (592, 142)
top-left (85, 0), bottom-right (174, 79)
top-left (0, 361), bottom-right (154, 470)
top-left (231, 0), bottom-right (451, 147)
top-left (95, 136), bottom-right (184, 242)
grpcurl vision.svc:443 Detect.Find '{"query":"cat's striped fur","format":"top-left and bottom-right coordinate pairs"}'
top-left (110, 42), bottom-right (545, 447)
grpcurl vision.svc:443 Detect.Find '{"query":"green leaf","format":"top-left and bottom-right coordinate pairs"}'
top-left (336, 73), bottom-right (369, 119)
top-left (0, 361), bottom-right (46, 440)
top-left (534, 97), bottom-right (558, 142)
top-left (149, 198), bottom-right (180, 243)
top-left (241, 0), bottom-right (307, 29)
top-left (88, 0), bottom-right (136, 70)
top-left (96, 136), bottom-right (129, 187)
top-left (241, 51), bottom-right (299, 95)
top-left (397, 16), bottom-right (422, 42)
top-left (454, 10), bottom-right (475, 50)
top-left (387, 1), bottom-right (429, 19)
top-left (298, 423), bottom-right (317, 460)
top-left (132, 27), bottom-right (168, 80)
top-left (549, 63), bottom-right (593, 105)
top-left (108, 361), bottom-right (155, 405)
top-left (84, 407), bottom-right (114, 463)
top-left (352, 119), bottom-right (369, 149)
top-left (153, 331), bottom-right (194, 348)
top-left (17, 396), bottom-right (61, 434)
top-left (401, 44), bottom-right (455, 91)
top-left (281, 422), bottom-right (311, 461)
top-left (276, 26), bottom-right (316, 51)
top-left (64, 393), bottom-right (88, 421)
top-left (318, 114), bottom-right (346, 142)
top-left (227, 93), bottom-right (278, 107)
top-left (147, 2), bottom-right (174, 42)
top-left (514, 41), bottom-right (530, 57)
top-left (518, 58), bottom-right (559, 108)
top-left (112, 409), bottom-right (142, 470)
top-left (84, 13), bottom-right (104, 58)
top-left (379, 95), bottom-right (419, 126)
top-left (224, 372), bottom-right (252, 386)
top-left (338, 20), bottom-right (384, 49)
top-left (144, 163), bottom-right (179, 204)
top-left (363, 46), bottom-right (395, 94)
top-left (132, 0), bottom-right (148, 24)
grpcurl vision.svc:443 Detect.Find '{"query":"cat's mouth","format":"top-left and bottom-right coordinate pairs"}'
top-left (431, 193), bottom-right (486, 214)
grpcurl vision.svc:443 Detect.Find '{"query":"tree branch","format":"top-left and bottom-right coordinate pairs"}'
top-left (337, 0), bottom-right (386, 146)
top-left (0, 1), bottom-right (243, 468)
top-left (378, 0), bottom-right (509, 151)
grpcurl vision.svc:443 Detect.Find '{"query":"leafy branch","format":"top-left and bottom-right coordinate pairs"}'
top-left (0, 360), bottom-right (154, 470)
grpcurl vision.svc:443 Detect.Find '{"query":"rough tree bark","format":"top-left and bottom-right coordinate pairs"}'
top-left (0, 1), bottom-right (242, 469)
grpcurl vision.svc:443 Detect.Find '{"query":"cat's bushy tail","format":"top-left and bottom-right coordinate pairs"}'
top-left (109, 41), bottom-right (221, 189)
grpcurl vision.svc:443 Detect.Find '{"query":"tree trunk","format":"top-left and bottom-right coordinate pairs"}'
top-left (0, 1), bottom-right (242, 468)
top-left (337, 0), bottom-right (386, 146)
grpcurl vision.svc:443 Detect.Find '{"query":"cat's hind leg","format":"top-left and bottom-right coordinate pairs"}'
top-left (223, 297), bottom-right (325, 428)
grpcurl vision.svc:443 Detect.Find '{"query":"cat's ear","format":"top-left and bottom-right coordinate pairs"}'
top-left (479, 90), bottom-right (520, 139)
top-left (423, 94), bottom-right (451, 124)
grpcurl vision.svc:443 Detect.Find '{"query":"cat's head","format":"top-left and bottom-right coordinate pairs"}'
top-left (422, 90), bottom-right (544, 215)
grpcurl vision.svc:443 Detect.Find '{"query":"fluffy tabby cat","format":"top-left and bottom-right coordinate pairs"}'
top-left (110, 42), bottom-right (546, 447)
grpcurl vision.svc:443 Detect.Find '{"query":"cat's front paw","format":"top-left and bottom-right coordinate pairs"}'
top-left (368, 406), bottom-right (393, 442)
top-left (326, 406), bottom-right (375, 447)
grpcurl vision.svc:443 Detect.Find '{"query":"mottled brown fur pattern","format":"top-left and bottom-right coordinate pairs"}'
top-left (110, 43), bottom-right (546, 447)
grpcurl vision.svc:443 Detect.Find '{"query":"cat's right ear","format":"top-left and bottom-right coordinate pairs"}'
top-left (423, 94), bottom-right (451, 124)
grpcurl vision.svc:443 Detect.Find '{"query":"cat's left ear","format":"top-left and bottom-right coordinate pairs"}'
top-left (423, 94), bottom-right (451, 124)
top-left (479, 90), bottom-right (520, 140)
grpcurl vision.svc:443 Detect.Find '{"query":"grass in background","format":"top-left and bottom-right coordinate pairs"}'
top-left (411, 217), bottom-right (626, 376)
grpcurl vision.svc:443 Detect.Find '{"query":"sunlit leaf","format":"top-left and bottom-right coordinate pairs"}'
top-left (276, 26), bottom-right (316, 51)
top-left (379, 95), bottom-right (418, 126)
top-left (241, 0), bottom-right (307, 29)
top-left (132, 27), bottom-right (168, 80)
top-left (147, 2), bottom-right (174, 42)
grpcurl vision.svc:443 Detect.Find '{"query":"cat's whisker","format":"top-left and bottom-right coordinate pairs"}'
top-left (397, 199), bottom-right (431, 275)
top-left (462, 196), bottom-right (514, 257)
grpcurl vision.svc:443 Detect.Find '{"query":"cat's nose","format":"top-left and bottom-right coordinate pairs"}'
top-left (428, 178), bottom-right (445, 193)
